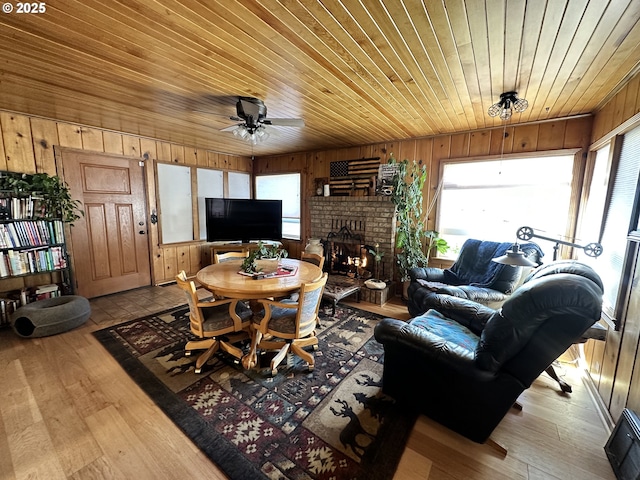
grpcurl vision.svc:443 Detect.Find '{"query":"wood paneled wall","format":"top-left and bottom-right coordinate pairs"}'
top-left (591, 74), bottom-right (640, 144)
top-left (0, 110), bottom-right (252, 291)
top-left (255, 116), bottom-right (593, 251)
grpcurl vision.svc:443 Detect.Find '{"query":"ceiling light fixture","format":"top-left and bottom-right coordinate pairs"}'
top-left (232, 124), bottom-right (270, 145)
top-left (488, 91), bottom-right (529, 121)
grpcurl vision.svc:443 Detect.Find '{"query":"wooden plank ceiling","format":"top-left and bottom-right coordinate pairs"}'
top-left (1, 0), bottom-right (640, 157)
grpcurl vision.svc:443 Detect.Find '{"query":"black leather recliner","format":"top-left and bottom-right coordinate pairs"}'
top-left (374, 261), bottom-right (603, 444)
top-left (407, 239), bottom-right (543, 316)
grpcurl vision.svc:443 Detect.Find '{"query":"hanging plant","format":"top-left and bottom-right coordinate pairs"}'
top-left (389, 156), bottom-right (429, 281)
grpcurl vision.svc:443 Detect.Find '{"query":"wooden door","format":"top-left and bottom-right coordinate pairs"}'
top-left (59, 150), bottom-right (151, 298)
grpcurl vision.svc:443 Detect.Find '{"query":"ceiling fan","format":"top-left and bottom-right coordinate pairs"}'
top-left (220, 97), bottom-right (305, 144)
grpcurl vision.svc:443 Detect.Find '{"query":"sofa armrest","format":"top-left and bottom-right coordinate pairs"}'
top-left (374, 318), bottom-right (494, 380)
top-left (426, 296), bottom-right (496, 332)
top-left (409, 267), bottom-right (446, 282)
top-left (406, 287), bottom-right (497, 334)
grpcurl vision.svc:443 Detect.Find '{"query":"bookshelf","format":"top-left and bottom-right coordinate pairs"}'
top-left (0, 219), bottom-right (67, 277)
top-left (0, 171), bottom-right (80, 328)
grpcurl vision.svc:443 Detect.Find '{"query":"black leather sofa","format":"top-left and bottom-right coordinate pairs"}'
top-left (374, 261), bottom-right (603, 443)
top-left (407, 239), bottom-right (543, 316)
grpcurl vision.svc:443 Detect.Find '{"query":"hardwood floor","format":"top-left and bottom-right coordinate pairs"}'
top-left (0, 286), bottom-right (616, 479)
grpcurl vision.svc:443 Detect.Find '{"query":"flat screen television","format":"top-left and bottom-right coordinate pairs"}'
top-left (205, 198), bottom-right (282, 243)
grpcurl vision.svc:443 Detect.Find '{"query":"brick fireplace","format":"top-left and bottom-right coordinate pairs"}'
top-left (308, 196), bottom-right (396, 283)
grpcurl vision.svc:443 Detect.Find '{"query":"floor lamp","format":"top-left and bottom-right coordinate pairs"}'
top-left (516, 226), bottom-right (603, 261)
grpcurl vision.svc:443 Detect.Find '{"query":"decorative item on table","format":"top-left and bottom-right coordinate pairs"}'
top-left (240, 241), bottom-right (288, 275)
top-left (304, 238), bottom-right (324, 256)
top-left (314, 177), bottom-right (328, 196)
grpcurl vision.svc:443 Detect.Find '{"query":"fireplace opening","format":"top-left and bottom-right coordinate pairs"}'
top-left (325, 226), bottom-right (375, 279)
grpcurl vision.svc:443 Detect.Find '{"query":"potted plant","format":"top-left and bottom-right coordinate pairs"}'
top-left (241, 242), bottom-right (288, 274)
top-left (389, 156), bottom-right (429, 297)
top-left (425, 230), bottom-right (450, 262)
top-left (0, 172), bottom-right (83, 223)
top-left (29, 173), bottom-right (83, 223)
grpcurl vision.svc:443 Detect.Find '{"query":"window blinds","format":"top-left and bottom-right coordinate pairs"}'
top-left (598, 125), bottom-right (640, 316)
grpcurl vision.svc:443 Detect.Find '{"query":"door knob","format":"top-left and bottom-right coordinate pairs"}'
top-left (139, 230), bottom-right (145, 235)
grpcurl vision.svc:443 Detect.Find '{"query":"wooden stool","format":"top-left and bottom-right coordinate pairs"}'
top-left (322, 275), bottom-right (361, 315)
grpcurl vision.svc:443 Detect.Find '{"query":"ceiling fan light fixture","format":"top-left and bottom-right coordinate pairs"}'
top-left (233, 125), bottom-right (249, 140)
top-left (256, 127), bottom-right (269, 141)
top-left (221, 97), bottom-right (304, 145)
top-left (233, 124), bottom-right (270, 145)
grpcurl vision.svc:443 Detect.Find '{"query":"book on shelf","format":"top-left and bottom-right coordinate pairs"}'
top-left (0, 297), bottom-right (21, 326)
top-left (0, 246), bottom-right (66, 276)
top-left (0, 197), bottom-right (10, 220)
top-left (8, 195), bottom-right (48, 220)
top-left (0, 253), bottom-right (8, 278)
top-left (0, 220), bottom-right (64, 249)
top-left (35, 283), bottom-right (60, 301)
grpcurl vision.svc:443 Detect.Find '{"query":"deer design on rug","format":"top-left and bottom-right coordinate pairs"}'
top-left (330, 398), bottom-right (375, 458)
top-left (352, 373), bottom-right (394, 421)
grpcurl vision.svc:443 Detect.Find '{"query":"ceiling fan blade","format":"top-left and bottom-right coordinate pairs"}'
top-left (263, 125), bottom-right (280, 137)
top-left (263, 118), bottom-right (305, 127)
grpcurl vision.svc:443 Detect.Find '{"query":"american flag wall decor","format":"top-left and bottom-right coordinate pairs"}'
top-left (329, 157), bottom-right (381, 195)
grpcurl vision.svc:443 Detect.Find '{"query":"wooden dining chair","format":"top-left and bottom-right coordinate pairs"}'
top-left (213, 250), bottom-right (249, 264)
top-left (176, 271), bottom-right (252, 373)
top-left (250, 272), bottom-right (328, 376)
top-left (301, 252), bottom-right (325, 270)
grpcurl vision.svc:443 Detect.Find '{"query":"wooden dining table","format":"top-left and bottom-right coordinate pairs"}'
top-left (195, 258), bottom-right (323, 300)
top-left (195, 258), bottom-right (323, 369)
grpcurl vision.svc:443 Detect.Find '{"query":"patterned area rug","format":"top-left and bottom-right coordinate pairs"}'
top-left (93, 303), bottom-right (417, 480)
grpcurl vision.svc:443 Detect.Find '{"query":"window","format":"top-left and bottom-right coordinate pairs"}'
top-left (576, 144), bottom-right (611, 248)
top-left (156, 163), bottom-right (251, 245)
top-left (255, 173), bottom-right (301, 240)
top-left (438, 154), bottom-right (575, 258)
top-left (228, 172), bottom-right (251, 199)
top-left (157, 163), bottom-right (193, 244)
top-left (590, 126), bottom-right (640, 318)
top-left (197, 169), bottom-right (224, 240)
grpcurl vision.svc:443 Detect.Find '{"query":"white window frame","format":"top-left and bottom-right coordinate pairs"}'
top-left (155, 162), bottom-right (251, 245)
top-left (255, 173), bottom-right (301, 240)
top-left (436, 150), bottom-right (579, 260)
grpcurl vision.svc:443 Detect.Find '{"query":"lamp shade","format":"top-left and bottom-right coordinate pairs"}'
top-left (492, 243), bottom-right (537, 267)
